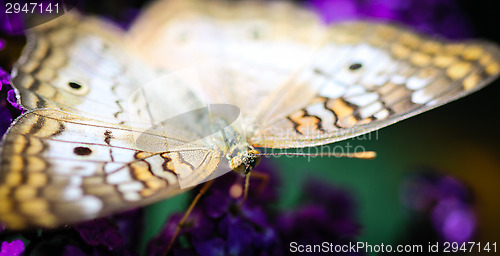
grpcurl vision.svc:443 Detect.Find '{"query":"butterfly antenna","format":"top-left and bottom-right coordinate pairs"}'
top-left (258, 151), bottom-right (377, 159)
top-left (163, 179), bottom-right (214, 256)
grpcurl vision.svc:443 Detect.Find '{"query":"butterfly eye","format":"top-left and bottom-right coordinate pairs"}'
top-left (74, 146), bottom-right (92, 156)
top-left (349, 63), bottom-right (363, 71)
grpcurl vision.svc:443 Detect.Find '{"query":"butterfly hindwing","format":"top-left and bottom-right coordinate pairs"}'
top-left (128, 0), bottom-right (324, 118)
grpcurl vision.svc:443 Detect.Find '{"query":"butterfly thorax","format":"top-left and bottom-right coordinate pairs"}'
top-left (219, 121), bottom-right (261, 175)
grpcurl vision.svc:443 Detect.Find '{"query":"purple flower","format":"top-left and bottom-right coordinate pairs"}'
top-left (110, 208), bottom-right (144, 250)
top-left (149, 160), bottom-right (364, 256)
top-left (0, 240), bottom-right (24, 256)
top-left (8, 209), bottom-right (144, 255)
top-left (74, 218), bottom-right (124, 250)
top-left (400, 169), bottom-right (476, 243)
top-left (432, 199), bottom-right (476, 243)
top-left (0, 68), bottom-right (25, 136)
top-left (0, 4), bottom-right (24, 35)
top-left (0, 68), bottom-right (9, 90)
top-left (147, 162), bottom-right (283, 256)
top-left (276, 180), bottom-right (362, 254)
top-left (67, 208), bottom-right (143, 255)
top-left (6, 89), bottom-right (24, 113)
top-left (308, 0), bottom-right (472, 39)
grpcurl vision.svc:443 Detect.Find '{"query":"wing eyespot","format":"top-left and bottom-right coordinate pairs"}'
top-left (68, 82), bottom-right (82, 90)
top-left (349, 63), bottom-right (363, 71)
top-left (66, 81), bottom-right (90, 95)
top-left (74, 146), bottom-right (92, 156)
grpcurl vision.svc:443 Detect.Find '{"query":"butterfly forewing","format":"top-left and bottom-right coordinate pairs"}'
top-left (250, 22), bottom-right (500, 148)
top-left (0, 109), bottom-right (227, 228)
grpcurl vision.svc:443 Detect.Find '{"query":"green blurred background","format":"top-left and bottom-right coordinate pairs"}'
top-left (142, 80), bottom-right (500, 253)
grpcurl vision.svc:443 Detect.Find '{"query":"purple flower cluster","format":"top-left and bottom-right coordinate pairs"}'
top-left (0, 240), bottom-right (24, 256)
top-left (400, 168), bottom-right (476, 243)
top-left (0, 209), bottom-right (143, 255)
top-left (308, 0), bottom-right (472, 39)
top-left (0, 72), bottom-right (24, 137)
top-left (147, 162), bottom-right (362, 256)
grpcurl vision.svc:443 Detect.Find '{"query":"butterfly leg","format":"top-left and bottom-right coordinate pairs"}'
top-left (163, 179), bottom-right (215, 256)
top-left (239, 174), bottom-right (251, 207)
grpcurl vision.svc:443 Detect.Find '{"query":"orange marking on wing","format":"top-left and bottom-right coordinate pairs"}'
top-left (32, 213), bottom-right (57, 227)
top-left (486, 62), bottom-right (500, 75)
top-left (399, 33), bottom-right (420, 48)
top-left (410, 52), bottom-right (431, 67)
top-left (433, 55), bottom-right (456, 68)
top-left (357, 118), bottom-right (373, 125)
top-left (0, 200), bottom-right (13, 214)
top-left (5, 173), bottom-right (22, 186)
top-left (339, 116), bottom-right (358, 127)
top-left (0, 187), bottom-right (10, 199)
top-left (443, 44), bottom-right (465, 55)
top-left (131, 162), bottom-right (154, 181)
top-left (27, 157), bottom-right (47, 173)
top-left (27, 173), bottom-right (48, 187)
top-left (296, 116), bottom-right (321, 135)
top-left (12, 136), bottom-right (27, 154)
top-left (26, 138), bottom-right (45, 155)
top-left (326, 99), bottom-right (359, 127)
top-left (14, 186), bottom-right (37, 199)
top-left (369, 36), bottom-right (384, 46)
top-left (19, 199), bottom-right (49, 215)
top-left (420, 41), bottom-right (441, 54)
top-left (391, 44), bottom-right (411, 59)
top-left (376, 26), bottom-right (397, 39)
top-left (135, 151), bottom-right (153, 159)
top-left (289, 109), bottom-right (306, 122)
top-left (140, 189), bottom-right (155, 197)
top-left (146, 179), bottom-right (165, 190)
top-left (480, 54), bottom-right (492, 65)
top-left (463, 45), bottom-right (483, 60)
top-left (9, 155), bottom-right (23, 173)
top-left (326, 99), bottom-right (353, 117)
top-left (447, 61), bottom-right (472, 80)
top-left (463, 74), bottom-right (480, 90)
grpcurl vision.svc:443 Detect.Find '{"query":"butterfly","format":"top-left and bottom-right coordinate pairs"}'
top-left (0, 0), bottom-right (499, 229)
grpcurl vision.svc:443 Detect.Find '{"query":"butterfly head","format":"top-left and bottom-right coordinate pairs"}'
top-left (229, 148), bottom-right (261, 175)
